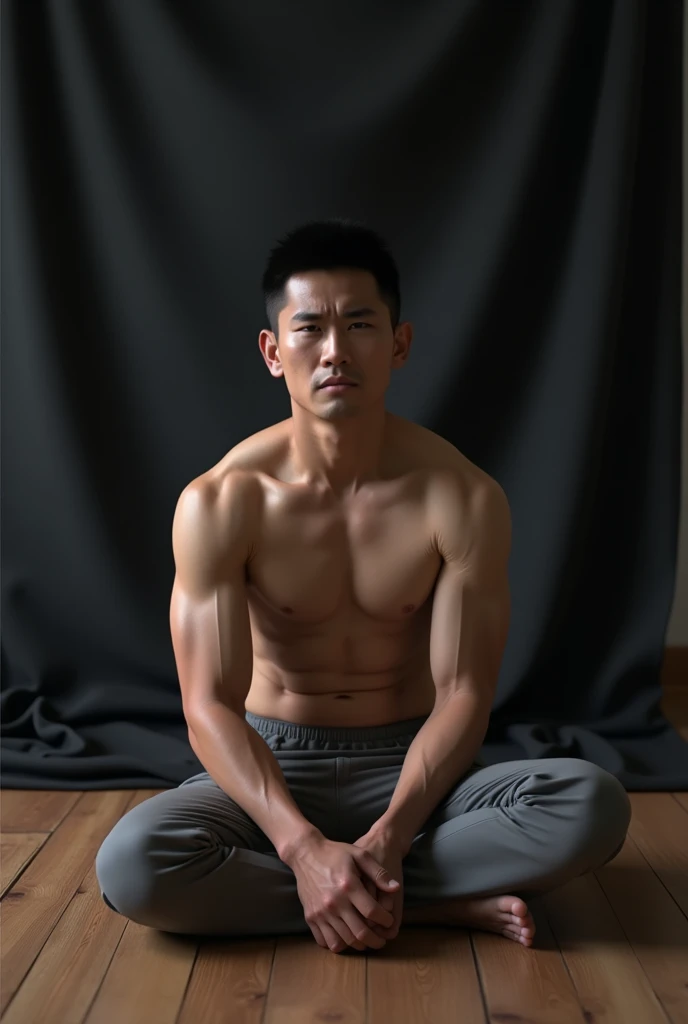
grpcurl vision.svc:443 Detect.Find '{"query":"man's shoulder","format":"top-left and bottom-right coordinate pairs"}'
top-left (400, 417), bottom-right (504, 500)
top-left (193, 420), bottom-right (291, 492)
top-left (418, 435), bottom-right (510, 566)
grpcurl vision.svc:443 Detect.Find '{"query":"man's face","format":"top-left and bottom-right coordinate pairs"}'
top-left (259, 268), bottom-right (412, 420)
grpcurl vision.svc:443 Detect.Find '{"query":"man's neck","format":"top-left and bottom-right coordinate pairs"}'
top-left (288, 404), bottom-right (390, 498)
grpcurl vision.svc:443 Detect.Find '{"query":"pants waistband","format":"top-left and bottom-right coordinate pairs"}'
top-left (245, 711), bottom-right (431, 744)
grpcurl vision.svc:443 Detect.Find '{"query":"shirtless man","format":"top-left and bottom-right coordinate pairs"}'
top-left (95, 218), bottom-right (632, 953)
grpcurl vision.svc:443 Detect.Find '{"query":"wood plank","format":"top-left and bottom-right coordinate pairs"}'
top-left (177, 937), bottom-right (276, 1024)
top-left (0, 832), bottom-right (50, 896)
top-left (672, 793), bottom-right (688, 814)
top-left (366, 927), bottom-right (484, 1024)
top-left (0, 789), bottom-right (149, 1017)
top-left (82, 919), bottom-right (197, 1024)
top-left (543, 870), bottom-right (669, 1023)
top-left (594, 832), bottom-right (688, 1024)
top-left (263, 934), bottom-right (366, 1024)
top-left (472, 895), bottom-right (587, 1023)
top-left (2, 839), bottom-right (132, 1024)
top-left (1, 790), bottom-right (82, 831)
top-left (628, 793), bottom-right (688, 916)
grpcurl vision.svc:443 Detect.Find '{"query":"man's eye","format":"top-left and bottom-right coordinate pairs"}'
top-left (297, 323), bottom-right (371, 331)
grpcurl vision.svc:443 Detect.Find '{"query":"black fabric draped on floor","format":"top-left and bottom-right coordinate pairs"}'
top-left (2, 0), bottom-right (687, 790)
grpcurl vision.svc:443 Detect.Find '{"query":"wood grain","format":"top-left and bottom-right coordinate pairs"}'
top-left (543, 869), bottom-right (669, 1024)
top-left (367, 927), bottom-right (484, 1024)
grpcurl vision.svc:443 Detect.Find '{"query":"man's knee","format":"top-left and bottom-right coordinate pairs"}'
top-left (594, 767), bottom-right (631, 864)
top-left (562, 758), bottom-right (631, 867)
top-left (95, 804), bottom-right (169, 927)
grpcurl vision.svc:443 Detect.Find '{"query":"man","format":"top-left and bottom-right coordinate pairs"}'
top-left (95, 218), bottom-right (631, 953)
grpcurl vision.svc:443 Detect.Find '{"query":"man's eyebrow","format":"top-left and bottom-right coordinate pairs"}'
top-left (290, 307), bottom-right (379, 323)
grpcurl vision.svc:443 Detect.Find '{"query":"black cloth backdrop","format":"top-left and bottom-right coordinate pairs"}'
top-left (2, 0), bottom-right (687, 791)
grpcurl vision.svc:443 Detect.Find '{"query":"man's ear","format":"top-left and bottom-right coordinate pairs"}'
top-left (258, 329), bottom-right (284, 379)
top-left (392, 321), bottom-right (413, 367)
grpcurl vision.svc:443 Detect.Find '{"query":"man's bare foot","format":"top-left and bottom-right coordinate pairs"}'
top-left (404, 894), bottom-right (536, 946)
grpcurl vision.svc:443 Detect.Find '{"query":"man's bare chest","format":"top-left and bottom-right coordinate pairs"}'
top-left (245, 488), bottom-right (442, 627)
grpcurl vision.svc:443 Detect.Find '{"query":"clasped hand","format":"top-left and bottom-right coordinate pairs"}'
top-left (289, 834), bottom-right (404, 953)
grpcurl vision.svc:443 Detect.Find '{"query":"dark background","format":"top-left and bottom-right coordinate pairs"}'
top-left (3, 0), bottom-right (687, 789)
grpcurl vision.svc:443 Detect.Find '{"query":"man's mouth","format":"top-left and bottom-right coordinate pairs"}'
top-left (319, 378), bottom-right (357, 390)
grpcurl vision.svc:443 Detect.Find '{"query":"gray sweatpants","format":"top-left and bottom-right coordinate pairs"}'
top-left (95, 711), bottom-right (632, 937)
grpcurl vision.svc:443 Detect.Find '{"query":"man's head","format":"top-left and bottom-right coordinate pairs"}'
top-left (258, 218), bottom-right (412, 420)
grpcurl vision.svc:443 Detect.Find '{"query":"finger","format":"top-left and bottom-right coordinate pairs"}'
top-left (370, 914), bottom-right (396, 937)
top-left (367, 920), bottom-right (390, 940)
top-left (339, 899), bottom-right (368, 951)
top-left (378, 890), bottom-right (395, 912)
top-left (370, 889), bottom-right (402, 939)
top-left (338, 906), bottom-right (387, 950)
top-left (349, 868), bottom-right (395, 927)
top-left (358, 877), bottom-right (396, 936)
top-left (361, 893), bottom-right (389, 938)
top-left (352, 888), bottom-right (395, 929)
top-left (366, 882), bottom-right (386, 916)
top-left (362, 881), bottom-right (394, 933)
top-left (357, 851), bottom-right (401, 892)
top-left (309, 921), bottom-right (328, 948)
top-left (386, 891), bottom-right (403, 938)
top-left (319, 919), bottom-right (345, 953)
top-left (326, 913), bottom-right (378, 954)
top-left (361, 879), bottom-right (392, 909)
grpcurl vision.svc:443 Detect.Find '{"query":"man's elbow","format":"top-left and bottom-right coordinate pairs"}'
top-left (432, 679), bottom-right (495, 717)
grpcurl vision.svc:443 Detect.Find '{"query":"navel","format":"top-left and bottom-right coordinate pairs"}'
top-left (402, 604), bottom-right (415, 614)
top-left (280, 606), bottom-right (294, 615)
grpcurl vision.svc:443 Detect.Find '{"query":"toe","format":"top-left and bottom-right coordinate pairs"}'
top-left (511, 910), bottom-right (532, 924)
top-left (499, 896), bottom-right (529, 920)
top-left (509, 897), bottom-right (529, 918)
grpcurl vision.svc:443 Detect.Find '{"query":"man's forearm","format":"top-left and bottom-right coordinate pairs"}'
top-left (369, 691), bottom-right (491, 857)
top-left (187, 702), bottom-right (323, 864)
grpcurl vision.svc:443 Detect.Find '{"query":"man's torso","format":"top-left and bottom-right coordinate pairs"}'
top-left (199, 412), bottom-right (492, 727)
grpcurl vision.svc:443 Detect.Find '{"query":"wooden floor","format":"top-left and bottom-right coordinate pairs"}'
top-left (2, 688), bottom-right (687, 1024)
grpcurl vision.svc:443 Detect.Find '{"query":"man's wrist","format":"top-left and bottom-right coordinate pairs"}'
top-left (362, 818), bottom-right (410, 857)
top-left (277, 825), bottom-right (325, 867)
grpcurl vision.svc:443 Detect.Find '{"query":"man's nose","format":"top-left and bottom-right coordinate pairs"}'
top-left (320, 331), bottom-right (350, 363)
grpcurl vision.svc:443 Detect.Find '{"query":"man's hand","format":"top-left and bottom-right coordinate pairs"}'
top-left (287, 836), bottom-right (400, 953)
top-left (353, 832), bottom-right (405, 942)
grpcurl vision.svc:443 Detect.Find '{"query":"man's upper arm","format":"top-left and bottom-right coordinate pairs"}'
top-left (428, 471), bottom-right (512, 709)
top-left (169, 472), bottom-right (256, 724)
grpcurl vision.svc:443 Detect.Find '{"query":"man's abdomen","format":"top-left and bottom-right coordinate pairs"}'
top-left (244, 667), bottom-right (436, 728)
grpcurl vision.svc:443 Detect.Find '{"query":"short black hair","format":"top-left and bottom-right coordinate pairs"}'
top-left (261, 217), bottom-right (401, 337)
